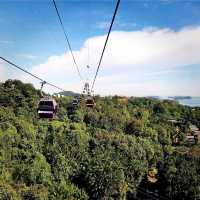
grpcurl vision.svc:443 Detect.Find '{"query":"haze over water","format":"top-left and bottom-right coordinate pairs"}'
top-left (159, 96), bottom-right (200, 107)
top-left (177, 97), bottom-right (200, 107)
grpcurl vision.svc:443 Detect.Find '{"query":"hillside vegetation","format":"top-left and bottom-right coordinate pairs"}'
top-left (0, 79), bottom-right (200, 200)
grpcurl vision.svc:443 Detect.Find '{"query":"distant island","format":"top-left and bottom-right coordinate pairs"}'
top-left (145, 96), bottom-right (160, 99)
top-left (54, 90), bottom-right (80, 97)
top-left (168, 96), bottom-right (192, 100)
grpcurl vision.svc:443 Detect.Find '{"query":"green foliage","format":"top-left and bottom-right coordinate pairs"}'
top-left (162, 152), bottom-right (200, 199)
top-left (85, 150), bottom-right (125, 199)
top-left (0, 80), bottom-right (199, 199)
top-left (50, 179), bottom-right (88, 200)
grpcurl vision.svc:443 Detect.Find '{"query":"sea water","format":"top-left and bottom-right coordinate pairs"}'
top-left (159, 97), bottom-right (200, 107)
top-left (177, 97), bottom-right (200, 107)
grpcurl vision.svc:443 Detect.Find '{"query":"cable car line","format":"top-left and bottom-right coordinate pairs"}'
top-left (91, 0), bottom-right (121, 91)
top-left (0, 56), bottom-right (65, 92)
top-left (52, 0), bottom-right (83, 82)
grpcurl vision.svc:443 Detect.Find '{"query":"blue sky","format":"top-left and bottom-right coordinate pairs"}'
top-left (0, 0), bottom-right (200, 96)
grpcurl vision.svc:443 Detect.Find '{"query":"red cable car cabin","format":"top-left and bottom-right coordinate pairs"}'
top-left (37, 97), bottom-right (58, 118)
top-left (85, 97), bottom-right (95, 108)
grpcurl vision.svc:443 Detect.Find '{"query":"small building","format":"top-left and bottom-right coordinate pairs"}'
top-left (190, 125), bottom-right (199, 132)
top-left (147, 167), bottom-right (158, 184)
top-left (188, 124), bottom-right (200, 144)
top-left (173, 137), bottom-right (180, 145)
top-left (194, 131), bottom-right (200, 144)
top-left (186, 135), bottom-right (195, 144)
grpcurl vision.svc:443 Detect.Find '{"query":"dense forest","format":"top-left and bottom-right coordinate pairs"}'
top-left (0, 79), bottom-right (200, 200)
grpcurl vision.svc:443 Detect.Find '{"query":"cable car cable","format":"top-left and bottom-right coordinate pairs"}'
top-left (91, 0), bottom-right (121, 91)
top-left (0, 56), bottom-right (65, 92)
top-left (52, 0), bottom-right (83, 82)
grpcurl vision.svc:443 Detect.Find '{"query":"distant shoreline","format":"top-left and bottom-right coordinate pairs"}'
top-left (168, 96), bottom-right (192, 100)
top-left (163, 97), bottom-right (200, 107)
top-left (145, 96), bottom-right (200, 107)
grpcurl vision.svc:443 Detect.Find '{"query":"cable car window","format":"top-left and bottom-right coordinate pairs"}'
top-left (39, 101), bottom-right (53, 106)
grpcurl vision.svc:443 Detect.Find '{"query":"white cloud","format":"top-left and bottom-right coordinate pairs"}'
top-left (19, 26), bottom-right (200, 96)
top-left (95, 74), bottom-right (200, 97)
